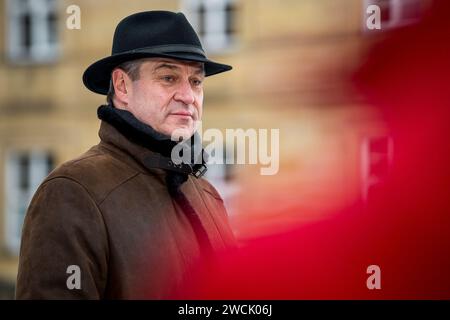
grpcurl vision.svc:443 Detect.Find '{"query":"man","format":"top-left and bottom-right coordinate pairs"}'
top-left (16, 11), bottom-right (236, 299)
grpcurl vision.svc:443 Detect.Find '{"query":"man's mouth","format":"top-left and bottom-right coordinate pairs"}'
top-left (170, 111), bottom-right (194, 119)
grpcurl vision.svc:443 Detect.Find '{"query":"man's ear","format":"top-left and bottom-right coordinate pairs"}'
top-left (111, 68), bottom-right (131, 105)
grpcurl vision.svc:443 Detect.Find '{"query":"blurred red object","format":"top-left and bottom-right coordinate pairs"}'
top-left (175, 0), bottom-right (450, 299)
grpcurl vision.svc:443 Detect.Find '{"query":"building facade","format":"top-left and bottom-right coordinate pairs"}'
top-left (0, 0), bottom-right (430, 297)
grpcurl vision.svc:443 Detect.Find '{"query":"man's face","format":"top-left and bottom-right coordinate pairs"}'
top-left (116, 58), bottom-right (205, 139)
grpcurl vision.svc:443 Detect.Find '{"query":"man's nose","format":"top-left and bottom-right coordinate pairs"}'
top-left (174, 80), bottom-right (195, 105)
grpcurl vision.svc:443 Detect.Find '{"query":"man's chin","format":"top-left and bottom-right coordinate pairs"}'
top-left (169, 126), bottom-right (195, 141)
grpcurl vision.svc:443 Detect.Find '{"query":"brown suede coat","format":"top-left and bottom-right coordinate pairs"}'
top-left (16, 121), bottom-right (236, 299)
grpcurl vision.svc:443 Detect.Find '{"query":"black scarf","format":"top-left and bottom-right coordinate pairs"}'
top-left (97, 104), bottom-right (214, 258)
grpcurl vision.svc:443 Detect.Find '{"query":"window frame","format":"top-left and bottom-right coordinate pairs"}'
top-left (181, 0), bottom-right (237, 53)
top-left (5, 0), bottom-right (59, 65)
top-left (4, 150), bottom-right (54, 254)
top-left (360, 136), bottom-right (394, 203)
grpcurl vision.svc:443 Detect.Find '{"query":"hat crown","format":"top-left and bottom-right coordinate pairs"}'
top-left (111, 11), bottom-right (203, 55)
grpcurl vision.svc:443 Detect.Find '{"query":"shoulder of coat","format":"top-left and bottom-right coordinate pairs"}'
top-left (43, 146), bottom-right (141, 205)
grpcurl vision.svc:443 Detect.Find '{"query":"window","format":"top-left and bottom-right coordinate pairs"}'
top-left (363, 0), bottom-right (424, 31)
top-left (182, 0), bottom-right (237, 53)
top-left (204, 144), bottom-right (239, 214)
top-left (4, 150), bottom-right (54, 253)
top-left (6, 0), bottom-right (59, 63)
top-left (360, 136), bottom-right (393, 203)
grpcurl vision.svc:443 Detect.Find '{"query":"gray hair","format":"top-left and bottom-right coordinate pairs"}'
top-left (106, 59), bottom-right (144, 105)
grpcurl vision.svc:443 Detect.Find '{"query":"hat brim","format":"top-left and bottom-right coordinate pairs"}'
top-left (82, 51), bottom-right (232, 95)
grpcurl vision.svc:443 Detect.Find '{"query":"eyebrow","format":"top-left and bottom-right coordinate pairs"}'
top-left (153, 62), bottom-right (205, 75)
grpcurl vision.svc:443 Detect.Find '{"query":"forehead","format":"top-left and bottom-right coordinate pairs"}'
top-left (142, 57), bottom-right (204, 72)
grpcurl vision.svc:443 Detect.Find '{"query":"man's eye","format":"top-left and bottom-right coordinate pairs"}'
top-left (192, 79), bottom-right (203, 86)
top-left (162, 76), bottom-right (175, 82)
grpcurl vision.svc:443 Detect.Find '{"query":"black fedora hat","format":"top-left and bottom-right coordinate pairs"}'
top-left (83, 11), bottom-right (232, 95)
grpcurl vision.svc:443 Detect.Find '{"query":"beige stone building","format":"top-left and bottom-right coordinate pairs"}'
top-left (0, 0), bottom-right (429, 297)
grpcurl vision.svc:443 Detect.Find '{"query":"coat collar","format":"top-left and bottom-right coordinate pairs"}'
top-left (97, 105), bottom-right (208, 178)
